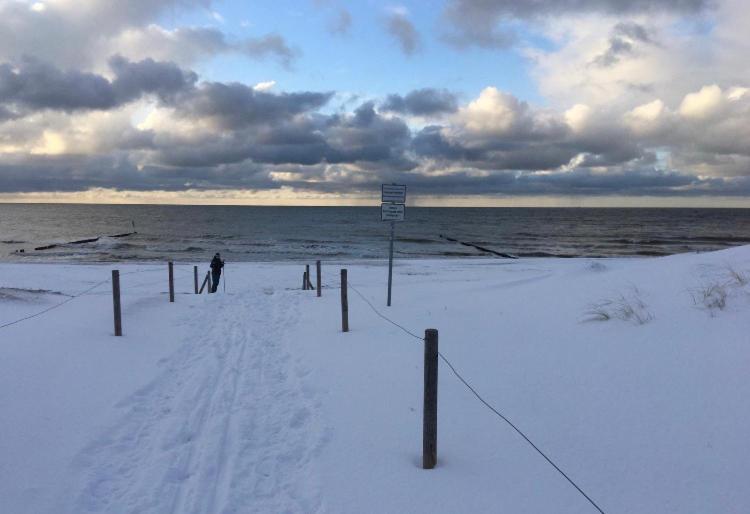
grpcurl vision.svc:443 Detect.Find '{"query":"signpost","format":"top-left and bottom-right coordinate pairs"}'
top-left (382, 184), bottom-right (406, 306)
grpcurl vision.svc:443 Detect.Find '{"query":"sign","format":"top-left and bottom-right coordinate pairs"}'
top-left (382, 184), bottom-right (407, 204)
top-left (381, 203), bottom-right (405, 222)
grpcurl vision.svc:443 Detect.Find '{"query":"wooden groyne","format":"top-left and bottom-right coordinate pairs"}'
top-left (438, 234), bottom-right (518, 259)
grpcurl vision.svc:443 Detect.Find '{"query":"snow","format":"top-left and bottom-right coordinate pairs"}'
top-left (1, 247), bottom-right (750, 513)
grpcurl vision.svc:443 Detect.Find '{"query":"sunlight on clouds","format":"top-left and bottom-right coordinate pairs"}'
top-left (30, 131), bottom-right (66, 155)
top-left (679, 85), bottom-right (723, 119)
top-left (564, 104), bottom-right (592, 132)
top-left (458, 87), bottom-right (519, 134)
top-left (253, 81), bottom-right (276, 92)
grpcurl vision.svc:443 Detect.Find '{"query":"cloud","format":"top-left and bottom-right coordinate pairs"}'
top-left (253, 81), bottom-right (276, 92)
top-left (239, 34), bottom-right (299, 69)
top-left (0, 0), bottom-right (211, 67)
top-left (590, 22), bottom-right (657, 67)
top-left (112, 26), bottom-right (299, 68)
top-left (441, 0), bottom-right (710, 49)
top-left (381, 88), bottom-right (458, 116)
top-left (384, 10), bottom-right (420, 55)
top-left (0, 1), bottom-right (299, 70)
top-left (328, 8), bottom-right (352, 35)
top-left (175, 82), bottom-right (333, 129)
top-left (0, 56), bottom-right (196, 114)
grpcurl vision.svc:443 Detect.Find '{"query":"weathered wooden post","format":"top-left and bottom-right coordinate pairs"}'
top-left (340, 269), bottom-right (349, 332)
top-left (305, 264), bottom-right (311, 290)
top-left (168, 261), bottom-right (175, 302)
top-left (423, 329), bottom-right (438, 469)
top-left (199, 271), bottom-right (210, 294)
top-left (303, 271), bottom-right (308, 290)
top-left (193, 265), bottom-right (198, 294)
top-left (316, 260), bottom-right (322, 297)
top-left (112, 270), bottom-right (122, 336)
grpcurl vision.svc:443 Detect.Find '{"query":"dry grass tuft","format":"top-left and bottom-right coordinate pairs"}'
top-left (585, 287), bottom-right (653, 325)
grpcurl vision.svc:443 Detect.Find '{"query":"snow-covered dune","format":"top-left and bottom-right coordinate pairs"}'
top-left (1, 247), bottom-right (749, 513)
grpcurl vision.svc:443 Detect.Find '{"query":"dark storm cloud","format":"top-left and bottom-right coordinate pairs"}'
top-left (0, 59), bottom-right (118, 111)
top-left (381, 88), bottom-right (458, 116)
top-left (176, 82), bottom-right (333, 129)
top-left (108, 56), bottom-right (198, 103)
top-left (384, 12), bottom-right (420, 55)
top-left (0, 56), bottom-right (196, 113)
top-left (442, 0), bottom-right (710, 49)
top-left (154, 101), bottom-right (415, 169)
top-left (413, 125), bottom-right (581, 171)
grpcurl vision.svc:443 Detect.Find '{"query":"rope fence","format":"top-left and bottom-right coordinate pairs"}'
top-left (343, 277), bottom-right (608, 514)
top-left (0, 263), bottom-right (212, 332)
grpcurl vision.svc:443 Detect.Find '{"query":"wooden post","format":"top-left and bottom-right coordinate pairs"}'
top-left (168, 261), bottom-right (175, 302)
top-left (303, 271), bottom-right (307, 290)
top-left (423, 329), bottom-right (438, 469)
top-left (112, 270), bottom-right (122, 336)
top-left (193, 265), bottom-right (198, 294)
top-left (340, 269), bottom-right (348, 332)
top-left (316, 260), bottom-right (322, 297)
top-left (199, 271), bottom-right (210, 294)
top-left (305, 264), bottom-right (311, 290)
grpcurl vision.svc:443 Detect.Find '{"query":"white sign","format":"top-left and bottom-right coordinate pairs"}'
top-left (382, 184), bottom-right (407, 204)
top-left (381, 203), bottom-right (405, 222)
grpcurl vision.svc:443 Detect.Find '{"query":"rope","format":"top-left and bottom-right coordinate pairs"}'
top-left (344, 279), bottom-right (607, 514)
top-left (0, 278), bottom-right (110, 330)
top-left (0, 264), bottom-right (189, 330)
top-left (347, 282), bottom-right (423, 341)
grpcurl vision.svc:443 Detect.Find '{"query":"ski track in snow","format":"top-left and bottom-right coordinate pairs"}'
top-left (69, 286), bottom-right (325, 514)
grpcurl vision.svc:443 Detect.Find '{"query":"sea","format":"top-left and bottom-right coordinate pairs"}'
top-left (1, 204), bottom-right (750, 263)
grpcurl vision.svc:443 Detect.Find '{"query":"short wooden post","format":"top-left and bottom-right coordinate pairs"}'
top-left (423, 329), bottom-right (438, 469)
top-left (199, 271), bottom-right (210, 294)
top-left (340, 269), bottom-right (349, 332)
top-left (316, 260), bottom-right (322, 297)
top-left (193, 265), bottom-right (198, 294)
top-left (112, 270), bottom-right (122, 336)
top-left (305, 264), bottom-right (311, 290)
top-left (303, 271), bottom-right (308, 290)
top-left (168, 261), bottom-right (175, 302)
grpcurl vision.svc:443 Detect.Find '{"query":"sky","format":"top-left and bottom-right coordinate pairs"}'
top-left (0, 0), bottom-right (748, 206)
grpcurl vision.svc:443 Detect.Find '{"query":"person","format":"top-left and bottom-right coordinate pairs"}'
top-left (210, 252), bottom-right (224, 293)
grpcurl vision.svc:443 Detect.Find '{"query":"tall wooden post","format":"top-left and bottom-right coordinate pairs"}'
top-left (303, 271), bottom-right (307, 290)
top-left (168, 261), bottom-right (174, 302)
top-left (193, 265), bottom-right (198, 294)
top-left (423, 329), bottom-right (438, 469)
top-left (305, 265), bottom-right (311, 290)
top-left (316, 260), bottom-right (322, 297)
top-left (340, 269), bottom-right (349, 332)
top-left (112, 270), bottom-right (122, 336)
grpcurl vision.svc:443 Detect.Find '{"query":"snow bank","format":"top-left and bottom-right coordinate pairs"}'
top-left (1, 247), bottom-right (749, 513)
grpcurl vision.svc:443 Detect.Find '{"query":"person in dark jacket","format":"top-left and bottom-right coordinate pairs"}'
top-left (210, 253), bottom-right (224, 293)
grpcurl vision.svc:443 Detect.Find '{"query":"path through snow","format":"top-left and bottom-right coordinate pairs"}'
top-left (68, 285), bottom-right (325, 514)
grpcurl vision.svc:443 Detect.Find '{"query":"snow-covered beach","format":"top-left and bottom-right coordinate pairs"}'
top-left (2, 248), bottom-right (749, 513)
